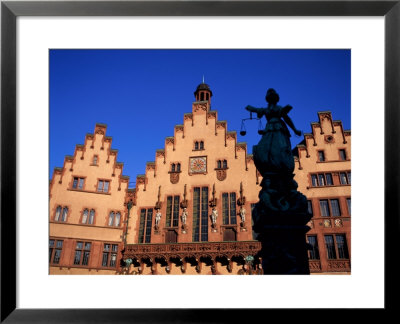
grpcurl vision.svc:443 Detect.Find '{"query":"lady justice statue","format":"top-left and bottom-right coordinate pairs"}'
top-left (245, 88), bottom-right (311, 274)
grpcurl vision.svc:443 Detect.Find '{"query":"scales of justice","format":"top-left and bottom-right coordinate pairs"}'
top-left (240, 88), bottom-right (311, 275)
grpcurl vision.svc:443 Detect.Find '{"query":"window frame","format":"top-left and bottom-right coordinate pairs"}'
top-left (101, 243), bottom-right (119, 268)
top-left (92, 155), bottom-right (99, 166)
top-left (138, 208), bottom-right (153, 243)
top-left (317, 150), bottom-right (325, 162)
top-left (53, 205), bottom-right (69, 222)
top-left (72, 176), bottom-right (85, 190)
top-left (73, 241), bottom-right (92, 267)
top-left (339, 149), bottom-right (347, 161)
top-left (307, 235), bottom-right (320, 260)
top-left (97, 179), bottom-right (110, 193)
top-left (81, 208), bottom-right (96, 225)
top-left (107, 210), bottom-right (122, 227)
top-left (319, 198), bottom-right (342, 217)
top-left (339, 171), bottom-right (351, 185)
top-left (324, 234), bottom-right (349, 260)
top-left (49, 239), bottom-right (63, 265)
top-left (310, 172), bottom-right (334, 187)
top-left (222, 192), bottom-right (237, 225)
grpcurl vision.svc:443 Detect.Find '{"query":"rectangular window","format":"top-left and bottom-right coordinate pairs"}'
top-left (330, 199), bottom-right (341, 217)
top-left (201, 187), bottom-right (209, 242)
top-left (192, 187), bottom-right (209, 242)
top-left (138, 209), bottom-right (153, 243)
top-left (347, 198), bottom-right (351, 215)
top-left (222, 192), bottom-right (237, 225)
top-left (102, 243), bottom-right (118, 267)
top-left (73, 242), bottom-right (91, 266)
top-left (318, 151), bottom-right (325, 162)
top-left (336, 235), bottom-right (349, 259)
top-left (165, 196), bottom-right (173, 227)
top-left (319, 200), bottom-right (330, 217)
top-left (97, 180), bottom-right (110, 193)
top-left (318, 174), bottom-right (325, 186)
top-left (72, 177), bottom-right (85, 190)
top-left (311, 174), bottom-right (318, 187)
top-left (311, 173), bottom-right (333, 187)
top-left (339, 149), bottom-right (347, 160)
top-left (339, 172), bottom-right (351, 185)
top-left (307, 236), bottom-right (320, 260)
top-left (307, 200), bottom-right (313, 216)
top-left (166, 196), bottom-right (180, 228)
top-left (325, 173), bottom-right (333, 185)
top-left (49, 239), bottom-right (63, 264)
top-left (324, 235), bottom-right (337, 259)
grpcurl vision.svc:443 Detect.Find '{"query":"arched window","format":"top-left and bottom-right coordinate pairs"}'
top-left (93, 155), bottom-right (98, 165)
top-left (200, 141), bottom-right (204, 150)
top-left (82, 209), bottom-right (89, 223)
top-left (89, 209), bottom-right (95, 224)
top-left (55, 206), bottom-right (62, 221)
top-left (217, 160), bottom-right (222, 169)
top-left (206, 93), bottom-right (209, 100)
top-left (115, 212), bottom-right (121, 227)
top-left (177, 163), bottom-right (181, 172)
top-left (195, 141), bottom-right (199, 150)
top-left (61, 207), bottom-right (68, 222)
top-left (108, 212), bottom-right (114, 226)
top-left (223, 160), bottom-right (227, 169)
top-left (200, 92), bottom-right (204, 101)
top-left (171, 163), bottom-right (176, 172)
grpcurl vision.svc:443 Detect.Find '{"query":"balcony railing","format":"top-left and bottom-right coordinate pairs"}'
top-left (124, 241), bottom-right (262, 260)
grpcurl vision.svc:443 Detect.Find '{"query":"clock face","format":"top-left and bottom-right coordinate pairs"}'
top-left (190, 157), bottom-right (207, 173)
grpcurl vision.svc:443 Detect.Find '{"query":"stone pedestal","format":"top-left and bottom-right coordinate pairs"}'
top-left (252, 173), bottom-right (312, 275)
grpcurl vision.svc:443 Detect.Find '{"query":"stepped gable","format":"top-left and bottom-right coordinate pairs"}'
top-left (293, 111), bottom-right (351, 170)
top-left (131, 85), bottom-right (253, 196)
top-left (50, 123), bottom-right (129, 191)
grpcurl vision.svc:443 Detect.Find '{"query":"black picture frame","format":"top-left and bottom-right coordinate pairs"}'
top-left (1, 0), bottom-right (398, 322)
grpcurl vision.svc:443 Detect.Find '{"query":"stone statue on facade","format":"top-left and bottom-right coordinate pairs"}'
top-left (245, 88), bottom-right (311, 274)
top-left (211, 208), bottom-right (218, 227)
top-left (155, 210), bottom-right (162, 229)
top-left (181, 207), bottom-right (188, 225)
top-left (239, 206), bottom-right (246, 223)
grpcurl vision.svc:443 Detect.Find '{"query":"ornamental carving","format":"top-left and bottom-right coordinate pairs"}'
top-left (324, 135), bottom-right (335, 143)
top-left (146, 164), bottom-right (155, 171)
top-left (136, 177), bottom-right (146, 185)
top-left (323, 219), bottom-right (331, 228)
top-left (216, 169), bottom-right (227, 181)
top-left (327, 260), bottom-right (351, 271)
top-left (166, 138), bottom-right (174, 145)
top-left (236, 144), bottom-right (246, 151)
top-left (96, 130), bottom-right (105, 135)
top-left (334, 219), bottom-right (343, 227)
top-left (184, 114), bottom-right (193, 121)
top-left (216, 122), bottom-right (226, 129)
top-left (309, 261), bottom-right (322, 271)
top-left (319, 113), bottom-right (331, 121)
top-left (227, 132), bottom-right (236, 140)
top-left (193, 103), bottom-right (207, 112)
top-left (207, 112), bottom-right (216, 119)
top-left (170, 172), bottom-right (180, 184)
top-left (175, 125), bottom-right (184, 132)
top-left (156, 150), bottom-right (165, 158)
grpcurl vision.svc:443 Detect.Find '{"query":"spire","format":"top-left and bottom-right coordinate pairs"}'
top-left (202, 75), bottom-right (205, 84)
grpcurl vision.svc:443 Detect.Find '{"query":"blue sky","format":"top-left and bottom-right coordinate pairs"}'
top-left (50, 49), bottom-right (350, 186)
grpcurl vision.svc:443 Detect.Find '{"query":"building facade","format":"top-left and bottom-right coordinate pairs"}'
top-left (49, 83), bottom-right (351, 275)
